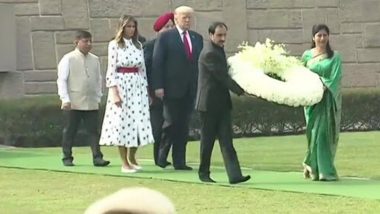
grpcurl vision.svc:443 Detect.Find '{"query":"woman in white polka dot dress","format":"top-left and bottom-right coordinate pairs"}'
top-left (100, 15), bottom-right (154, 173)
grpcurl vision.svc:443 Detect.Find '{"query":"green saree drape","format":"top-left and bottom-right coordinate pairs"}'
top-left (301, 50), bottom-right (342, 181)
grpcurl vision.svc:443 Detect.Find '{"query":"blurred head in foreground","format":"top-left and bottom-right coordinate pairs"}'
top-left (84, 187), bottom-right (176, 214)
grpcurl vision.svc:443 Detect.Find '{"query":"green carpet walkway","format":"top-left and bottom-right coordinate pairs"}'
top-left (1, 148), bottom-right (379, 200)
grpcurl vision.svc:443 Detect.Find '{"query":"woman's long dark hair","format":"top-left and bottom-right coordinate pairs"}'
top-left (311, 24), bottom-right (334, 58)
top-left (114, 15), bottom-right (141, 49)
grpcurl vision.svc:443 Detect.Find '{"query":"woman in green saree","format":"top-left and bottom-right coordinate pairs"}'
top-left (301, 24), bottom-right (342, 181)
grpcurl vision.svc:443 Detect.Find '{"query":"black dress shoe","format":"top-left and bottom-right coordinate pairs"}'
top-left (156, 161), bottom-right (171, 168)
top-left (230, 175), bottom-right (251, 184)
top-left (63, 159), bottom-right (74, 167)
top-left (93, 159), bottom-right (110, 167)
top-left (174, 165), bottom-right (193, 170)
top-left (165, 161), bottom-right (171, 166)
top-left (199, 175), bottom-right (216, 183)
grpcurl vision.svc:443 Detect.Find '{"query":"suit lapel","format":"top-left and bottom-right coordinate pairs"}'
top-left (188, 31), bottom-right (197, 56)
top-left (171, 29), bottom-right (188, 59)
top-left (173, 29), bottom-right (183, 46)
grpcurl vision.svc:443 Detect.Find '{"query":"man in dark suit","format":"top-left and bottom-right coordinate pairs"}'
top-left (152, 6), bottom-right (203, 170)
top-left (143, 12), bottom-right (175, 166)
top-left (195, 22), bottom-right (251, 184)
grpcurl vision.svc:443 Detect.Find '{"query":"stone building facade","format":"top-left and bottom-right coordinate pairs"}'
top-left (0, 0), bottom-right (380, 99)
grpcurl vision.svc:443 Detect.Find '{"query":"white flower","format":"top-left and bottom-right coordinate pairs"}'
top-left (228, 39), bottom-right (324, 107)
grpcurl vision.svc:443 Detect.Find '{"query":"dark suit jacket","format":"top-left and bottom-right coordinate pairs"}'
top-left (152, 28), bottom-right (203, 98)
top-left (138, 35), bottom-right (146, 43)
top-left (195, 41), bottom-right (244, 112)
top-left (143, 38), bottom-right (156, 91)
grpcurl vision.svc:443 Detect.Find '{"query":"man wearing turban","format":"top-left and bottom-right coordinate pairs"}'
top-left (143, 12), bottom-right (175, 166)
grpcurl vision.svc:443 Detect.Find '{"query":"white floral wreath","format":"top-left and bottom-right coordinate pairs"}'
top-left (228, 39), bottom-right (324, 107)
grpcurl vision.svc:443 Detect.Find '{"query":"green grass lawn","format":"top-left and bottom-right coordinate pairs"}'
top-left (1, 131), bottom-right (380, 213)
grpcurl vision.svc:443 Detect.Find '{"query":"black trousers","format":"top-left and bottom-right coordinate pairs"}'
top-left (198, 110), bottom-right (243, 181)
top-left (158, 94), bottom-right (193, 167)
top-left (149, 98), bottom-right (165, 164)
top-left (61, 110), bottom-right (103, 161)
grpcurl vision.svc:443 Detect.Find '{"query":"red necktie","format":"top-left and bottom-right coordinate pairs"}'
top-left (183, 31), bottom-right (192, 60)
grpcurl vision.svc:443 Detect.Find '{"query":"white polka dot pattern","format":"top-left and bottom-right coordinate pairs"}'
top-left (100, 39), bottom-right (153, 147)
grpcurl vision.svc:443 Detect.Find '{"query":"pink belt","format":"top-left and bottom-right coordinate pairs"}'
top-left (117, 67), bottom-right (138, 73)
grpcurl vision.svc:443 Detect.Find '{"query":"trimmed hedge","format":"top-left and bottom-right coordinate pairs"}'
top-left (0, 96), bottom-right (62, 147)
top-left (231, 88), bottom-right (380, 136)
top-left (1, 88), bottom-right (379, 147)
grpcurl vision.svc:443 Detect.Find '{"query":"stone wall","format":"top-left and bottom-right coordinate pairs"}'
top-left (0, 0), bottom-right (380, 99)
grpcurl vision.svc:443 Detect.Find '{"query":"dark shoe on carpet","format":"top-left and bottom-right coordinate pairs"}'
top-left (93, 159), bottom-right (110, 167)
top-left (63, 159), bottom-right (74, 167)
top-left (174, 165), bottom-right (193, 170)
top-left (156, 161), bottom-right (171, 168)
top-left (230, 175), bottom-right (251, 184)
top-left (199, 175), bottom-right (216, 183)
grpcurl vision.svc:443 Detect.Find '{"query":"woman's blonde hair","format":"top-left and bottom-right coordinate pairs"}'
top-left (114, 15), bottom-right (141, 49)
